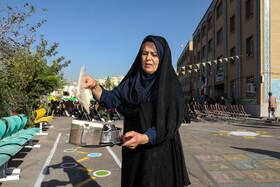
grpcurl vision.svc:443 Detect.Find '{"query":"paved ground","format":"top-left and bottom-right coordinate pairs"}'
top-left (1, 116), bottom-right (280, 187)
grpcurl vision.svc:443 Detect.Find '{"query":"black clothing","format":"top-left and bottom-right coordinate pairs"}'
top-left (220, 99), bottom-right (225, 105)
top-left (97, 36), bottom-right (190, 186)
top-left (119, 102), bottom-right (188, 187)
top-left (116, 35), bottom-right (190, 186)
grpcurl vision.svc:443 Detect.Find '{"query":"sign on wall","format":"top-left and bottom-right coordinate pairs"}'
top-left (216, 72), bottom-right (224, 82)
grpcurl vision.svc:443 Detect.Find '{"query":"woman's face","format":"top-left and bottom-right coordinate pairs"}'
top-left (141, 41), bottom-right (159, 74)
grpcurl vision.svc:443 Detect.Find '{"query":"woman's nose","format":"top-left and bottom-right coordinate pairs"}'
top-left (146, 53), bottom-right (152, 60)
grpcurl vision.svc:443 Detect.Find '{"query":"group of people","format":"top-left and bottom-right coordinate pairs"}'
top-left (187, 95), bottom-right (235, 107)
top-left (48, 99), bottom-right (118, 122)
top-left (49, 99), bottom-right (75, 117)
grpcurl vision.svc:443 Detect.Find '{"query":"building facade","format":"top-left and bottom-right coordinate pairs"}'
top-left (177, 0), bottom-right (280, 117)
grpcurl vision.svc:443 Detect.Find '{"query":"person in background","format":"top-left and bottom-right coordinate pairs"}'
top-left (268, 92), bottom-right (277, 121)
top-left (84, 35), bottom-right (190, 187)
top-left (231, 96), bottom-right (236, 105)
top-left (219, 96), bottom-right (225, 105)
top-left (209, 97), bottom-right (215, 106)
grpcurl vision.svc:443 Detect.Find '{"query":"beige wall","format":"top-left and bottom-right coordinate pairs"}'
top-left (270, 0), bottom-right (280, 80)
top-left (239, 0), bottom-right (258, 101)
top-left (226, 0), bottom-right (238, 98)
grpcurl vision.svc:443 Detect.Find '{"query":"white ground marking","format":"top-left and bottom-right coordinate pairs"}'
top-left (34, 133), bottom-right (61, 187)
top-left (106, 146), bottom-right (122, 168)
top-left (228, 131), bottom-right (260, 136)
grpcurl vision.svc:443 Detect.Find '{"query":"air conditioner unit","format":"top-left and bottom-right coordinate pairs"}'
top-left (246, 83), bottom-right (256, 93)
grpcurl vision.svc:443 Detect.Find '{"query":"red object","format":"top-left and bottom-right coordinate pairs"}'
top-left (122, 136), bottom-right (133, 143)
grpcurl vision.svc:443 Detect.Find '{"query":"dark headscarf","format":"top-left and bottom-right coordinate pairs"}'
top-left (117, 35), bottom-right (185, 145)
top-left (116, 36), bottom-right (164, 103)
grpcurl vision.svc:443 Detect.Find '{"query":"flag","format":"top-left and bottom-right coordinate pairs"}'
top-left (188, 70), bottom-right (191, 73)
top-left (201, 76), bottom-right (208, 95)
top-left (235, 55), bottom-right (239, 59)
top-left (182, 71), bottom-right (185, 75)
top-left (197, 64), bottom-right (200, 68)
top-left (194, 69), bottom-right (198, 72)
top-left (182, 66), bottom-right (185, 71)
top-left (213, 60), bottom-right (217, 64)
top-left (189, 65), bottom-right (192, 69)
top-left (208, 61), bottom-right (212, 65)
top-left (223, 58), bottom-right (228, 62)
top-left (202, 63), bottom-right (206, 67)
top-left (219, 59), bottom-right (223, 63)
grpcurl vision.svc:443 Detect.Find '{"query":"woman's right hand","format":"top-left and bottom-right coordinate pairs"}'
top-left (84, 75), bottom-right (97, 89)
top-left (84, 75), bottom-right (103, 101)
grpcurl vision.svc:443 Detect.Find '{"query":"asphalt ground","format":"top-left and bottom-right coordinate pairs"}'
top-left (1, 116), bottom-right (280, 187)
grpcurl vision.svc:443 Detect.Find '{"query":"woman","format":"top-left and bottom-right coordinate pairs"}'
top-left (84, 35), bottom-right (190, 187)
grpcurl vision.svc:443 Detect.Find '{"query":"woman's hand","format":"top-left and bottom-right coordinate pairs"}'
top-left (122, 131), bottom-right (149, 149)
top-left (84, 75), bottom-right (97, 89)
top-left (84, 75), bottom-right (102, 101)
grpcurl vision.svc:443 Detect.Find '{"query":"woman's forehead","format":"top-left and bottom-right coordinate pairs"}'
top-left (142, 41), bottom-right (157, 51)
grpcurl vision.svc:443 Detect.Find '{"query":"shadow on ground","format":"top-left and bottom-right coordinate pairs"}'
top-left (41, 156), bottom-right (101, 187)
top-left (231, 147), bottom-right (280, 159)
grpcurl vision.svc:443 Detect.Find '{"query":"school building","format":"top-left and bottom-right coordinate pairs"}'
top-left (177, 0), bottom-right (280, 117)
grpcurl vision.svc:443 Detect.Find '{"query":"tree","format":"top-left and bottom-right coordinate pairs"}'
top-left (0, 3), bottom-right (46, 45)
top-left (0, 37), bottom-right (70, 126)
top-left (0, 3), bottom-right (70, 127)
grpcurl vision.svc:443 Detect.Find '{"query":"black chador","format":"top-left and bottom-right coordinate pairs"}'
top-left (115, 36), bottom-right (190, 187)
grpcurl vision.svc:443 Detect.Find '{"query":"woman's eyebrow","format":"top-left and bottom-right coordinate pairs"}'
top-left (142, 50), bottom-right (158, 53)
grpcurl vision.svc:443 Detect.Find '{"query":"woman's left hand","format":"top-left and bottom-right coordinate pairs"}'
top-left (122, 131), bottom-right (149, 149)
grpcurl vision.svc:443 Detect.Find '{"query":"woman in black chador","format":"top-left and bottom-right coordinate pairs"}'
top-left (84, 35), bottom-right (190, 187)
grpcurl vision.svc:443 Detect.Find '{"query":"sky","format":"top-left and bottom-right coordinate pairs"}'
top-left (3, 0), bottom-right (211, 83)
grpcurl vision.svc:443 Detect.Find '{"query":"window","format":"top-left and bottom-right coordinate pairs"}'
top-left (207, 15), bottom-right (213, 30)
top-left (230, 0), bottom-right (234, 3)
top-left (193, 38), bottom-right (196, 48)
top-left (202, 46), bottom-right (206, 58)
top-left (197, 32), bottom-right (201, 43)
top-left (217, 28), bottom-right (223, 45)
top-left (230, 15), bottom-right (235, 32)
top-left (246, 0), bottom-right (253, 18)
top-left (208, 39), bottom-right (213, 52)
top-left (230, 47), bottom-right (236, 64)
top-left (197, 51), bottom-right (201, 62)
top-left (231, 81), bottom-right (235, 97)
top-left (217, 56), bottom-right (223, 70)
top-left (216, 2), bottom-right (223, 18)
top-left (246, 36), bottom-right (253, 56)
top-left (246, 77), bottom-right (254, 97)
top-left (202, 25), bottom-right (206, 37)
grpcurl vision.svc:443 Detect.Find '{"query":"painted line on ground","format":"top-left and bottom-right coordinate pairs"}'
top-left (77, 167), bottom-right (93, 172)
top-left (106, 146), bottom-right (122, 168)
top-left (76, 176), bottom-right (96, 187)
top-left (76, 151), bottom-right (88, 154)
top-left (77, 157), bottom-right (90, 162)
top-left (34, 133), bottom-right (61, 187)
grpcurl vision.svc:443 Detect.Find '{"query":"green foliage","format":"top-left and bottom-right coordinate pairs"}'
top-left (0, 38), bottom-right (70, 127)
top-left (0, 3), bottom-right (70, 127)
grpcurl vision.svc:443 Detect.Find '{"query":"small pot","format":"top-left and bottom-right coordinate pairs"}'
top-left (69, 120), bottom-right (103, 146)
top-left (100, 124), bottom-right (122, 145)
